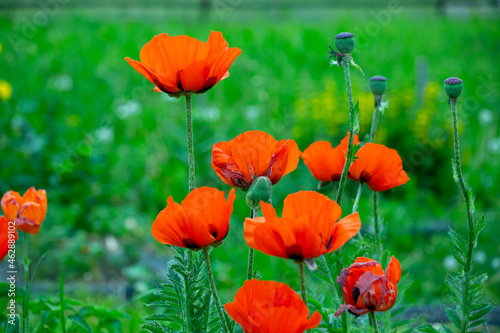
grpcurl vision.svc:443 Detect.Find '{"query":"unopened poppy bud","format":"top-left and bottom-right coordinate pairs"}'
top-left (369, 75), bottom-right (387, 96)
top-left (444, 77), bottom-right (463, 99)
top-left (334, 32), bottom-right (355, 55)
top-left (245, 176), bottom-right (272, 211)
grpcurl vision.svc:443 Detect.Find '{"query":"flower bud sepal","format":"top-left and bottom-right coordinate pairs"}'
top-left (245, 176), bottom-right (272, 211)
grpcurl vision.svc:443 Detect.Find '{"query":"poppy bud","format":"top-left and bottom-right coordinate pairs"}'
top-left (246, 176), bottom-right (272, 210)
top-left (444, 77), bottom-right (463, 99)
top-left (335, 256), bottom-right (401, 318)
top-left (334, 32), bottom-right (355, 55)
top-left (369, 75), bottom-right (387, 96)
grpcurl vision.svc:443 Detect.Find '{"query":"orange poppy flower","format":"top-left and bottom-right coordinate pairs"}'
top-left (348, 143), bottom-right (409, 191)
top-left (244, 191), bottom-right (361, 260)
top-left (125, 31), bottom-right (241, 97)
top-left (152, 187), bottom-right (235, 249)
top-left (225, 279), bottom-right (322, 333)
top-left (1, 187), bottom-right (47, 234)
top-left (335, 256), bottom-right (401, 317)
top-left (301, 133), bottom-right (360, 182)
top-left (212, 131), bottom-right (300, 189)
top-left (1, 216), bottom-right (17, 262)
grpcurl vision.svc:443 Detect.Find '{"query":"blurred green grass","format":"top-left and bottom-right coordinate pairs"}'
top-left (0, 5), bottom-right (499, 330)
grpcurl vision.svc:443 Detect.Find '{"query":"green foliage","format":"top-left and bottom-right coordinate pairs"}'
top-left (142, 247), bottom-right (226, 333)
top-left (445, 216), bottom-right (492, 332)
top-left (28, 296), bottom-right (127, 332)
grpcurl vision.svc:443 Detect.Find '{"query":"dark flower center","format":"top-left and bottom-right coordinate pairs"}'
top-left (285, 244), bottom-right (303, 260)
top-left (181, 238), bottom-right (200, 249)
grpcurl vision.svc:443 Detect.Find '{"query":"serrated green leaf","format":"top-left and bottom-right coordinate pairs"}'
top-left (445, 307), bottom-right (461, 330)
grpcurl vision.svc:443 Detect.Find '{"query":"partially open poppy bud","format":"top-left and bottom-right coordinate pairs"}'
top-left (334, 32), bottom-right (355, 55)
top-left (245, 176), bottom-right (272, 211)
top-left (369, 75), bottom-right (387, 96)
top-left (444, 77), bottom-right (463, 99)
top-left (335, 256), bottom-right (401, 317)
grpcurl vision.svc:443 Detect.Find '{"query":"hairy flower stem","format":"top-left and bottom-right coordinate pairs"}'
top-left (185, 94), bottom-right (196, 193)
top-left (352, 183), bottom-right (363, 241)
top-left (352, 182), bottom-right (363, 214)
top-left (369, 312), bottom-right (380, 333)
top-left (185, 93), bottom-right (196, 320)
top-left (369, 99), bottom-right (381, 142)
top-left (369, 97), bottom-right (383, 256)
top-left (298, 262), bottom-right (311, 333)
top-left (23, 233), bottom-right (30, 333)
top-left (336, 55), bottom-right (356, 205)
top-left (450, 98), bottom-right (475, 333)
top-left (247, 208), bottom-right (257, 280)
top-left (373, 192), bottom-right (382, 257)
top-left (203, 248), bottom-right (230, 333)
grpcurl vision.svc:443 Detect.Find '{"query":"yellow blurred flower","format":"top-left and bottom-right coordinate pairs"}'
top-left (0, 80), bottom-right (13, 101)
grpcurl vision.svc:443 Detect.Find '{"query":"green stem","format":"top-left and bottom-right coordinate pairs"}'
top-left (185, 94), bottom-right (195, 193)
top-left (185, 250), bottom-right (192, 333)
top-left (336, 55), bottom-right (356, 205)
top-left (60, 275), bottom-right (66, 333)
top-left (369, 312), bottom-right (380, 333)
top-left (373, 191), bottom-right (382, 257)
top-left (353, 182), bottom-right (364, 241)
top-left (298, 262), bottom-right (311, 333)
top-left (246, 208), bottom-right (257, 280)
top-left (369, 97), bottom-right (381, 142)
top-left (450, 98), bottom-right (475, 333)
top-left (352, 182), bottom-right (363, 214)
top-left (23, 232), bottom-right (30, 333)
top-left (336, 286), bottom-right (350, 332)
top-left (185, 94), bottom-right (195, 331)
top-left (203, 248), bottom-right (230, 333)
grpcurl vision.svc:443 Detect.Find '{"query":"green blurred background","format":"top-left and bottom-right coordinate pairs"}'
top-left (0, 0), bottom-right (499, 330)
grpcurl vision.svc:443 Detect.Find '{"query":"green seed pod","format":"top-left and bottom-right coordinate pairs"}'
top-left (444, 77), bottom-right (463, 99)
top-left (245, 176), bottom-right (272, 211)
top-left (334, 32), bottom-right (355, 55)
top-left (369, 75), bottom-right (387, 96)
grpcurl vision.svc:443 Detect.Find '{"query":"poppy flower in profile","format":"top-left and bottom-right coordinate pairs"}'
top-left (212, 131), bottom-right (300, 189)
top-left (1, 187), bottom-right (47, 234)
top-left (301, 133), bottom-right (360, 183)
top-left (152, 187), bottom-right (235, 249)
top-left (1, 216), bottom-right (17, 262)
top-left (125, 31), bottom-right (241, 97)
top-left (348, 143), bottom-right (409, 191)
top-left (225, 279), bottom-right (322, 333)
top-left (244, 191), bottom-right (361, 261)
top-left (335, 256), bottom-right (401, 317)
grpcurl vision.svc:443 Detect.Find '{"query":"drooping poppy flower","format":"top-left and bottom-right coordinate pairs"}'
top-left (335, 256), bottom-right (401, 317)
top-left (348, 143), bottom-right (409, 191)
top-left (1, 187), bottom-right (47, 234)
top-left (212, 131), bottom-right (300, 189)
top-left (1, 216), bottom-right (17, 262)
top-left (125, 31), bottom-right (241, 97)
top-left (300, 133), bottom-right (360, 183)
top-left (244, 191), bottom-right (361, 261)
top-left (152, 187), bottom-right (235, 249)
top-left (225, 279), bottom-right (321, 333)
